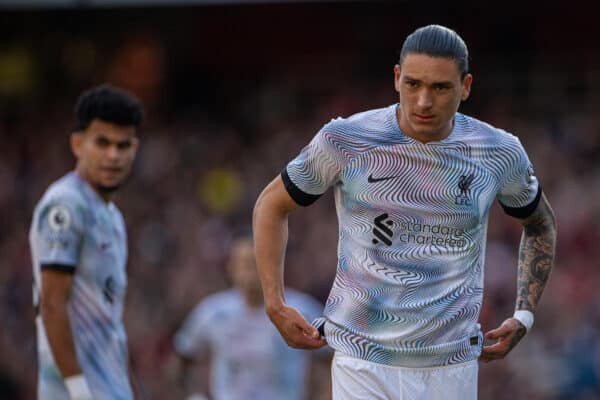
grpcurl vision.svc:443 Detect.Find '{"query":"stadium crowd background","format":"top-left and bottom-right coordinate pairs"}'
top-left (1, 1), bottom-right (599, 399)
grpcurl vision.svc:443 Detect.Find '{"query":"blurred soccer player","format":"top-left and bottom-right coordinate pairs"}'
top-left (172, 237), bottom-right (327, 400)
top-left (29, 84), bottom-right (143, 400)
top-left (253, 25), bottom-right (557, 399)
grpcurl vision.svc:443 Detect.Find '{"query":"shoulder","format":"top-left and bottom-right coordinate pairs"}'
top-left (316, 105), bottom-right (398, 154)
top-left (192, 289), bottom-right (242, 317)
top-left (110, 204), bottom-right (126, 229)
top-left (459, 113), bottom-right (522, 148)
top-left (322, 105), bottom-right (395, 137)
top-left (34, 173), bottom-right (88, 222)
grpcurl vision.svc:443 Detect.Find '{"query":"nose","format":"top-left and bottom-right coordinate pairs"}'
top-left (416, 88), bottom-right (433, 110)
top-left (106, 145), bottom-right (120, 162)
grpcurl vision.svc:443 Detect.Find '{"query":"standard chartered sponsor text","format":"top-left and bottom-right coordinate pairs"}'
top-left (398, 221), bottom-right (467, 248)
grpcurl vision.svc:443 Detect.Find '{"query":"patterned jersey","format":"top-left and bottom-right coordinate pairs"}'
top-left (283, 104), bottom-right (540, 367)
top-left (174, 288), bottom-right (324, 400)
top-left (29, 172), bottom-right (132, 399)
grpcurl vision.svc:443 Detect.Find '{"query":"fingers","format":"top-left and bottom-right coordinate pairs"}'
top-left (286, 314), bottom-right (327, 349)
top-left (283, 322), bottom-right (327, 349)
top-left (480, 318), bottom-right (525, 363)
top-left (484, 323), bottom-right (511, 341)
top-left (271, 305), bottom-right (327, 350)
top-left (480, 342), bottom-right (510, 363)
top-left (287, 330), bottom-right (328, 349)
top-left (296, 315), bottom-right (320, 339)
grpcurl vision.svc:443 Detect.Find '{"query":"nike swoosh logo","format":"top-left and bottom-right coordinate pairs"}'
top-left (367, 174), bottom-right (401, 183)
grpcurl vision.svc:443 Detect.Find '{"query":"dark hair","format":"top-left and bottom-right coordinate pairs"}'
top-left (399, 25), bottom-right (469, 78)
top-left (74, 84), bottom-right (144, 131)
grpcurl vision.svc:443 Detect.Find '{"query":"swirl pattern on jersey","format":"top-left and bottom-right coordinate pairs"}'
top-left (286, 104), bottom-right (539, 367)
top-left (30, 172), bottom-right (133, 399)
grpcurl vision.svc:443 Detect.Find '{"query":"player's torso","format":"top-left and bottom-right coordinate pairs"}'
top-left (51, 174), bottom-right (129, 317)
top-left (77, 200), bottom-right (128, 317)
top-left (32, 173), bottom-right (132, 398)
top-left (208, 292), bottom-right (309, 400)
top-left (336, 136), bottom-right (500, 255)
top-left (322, 111), bottom-right (504, 359)
top-left (210, 295), bottom-right (296, 370)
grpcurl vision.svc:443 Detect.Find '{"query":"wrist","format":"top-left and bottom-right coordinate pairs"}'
top-left (513, 310), bottom-right (534, 332)
top-left (264, 296), bottom-right (286, 316)
top-left (65, 374), bottom-right (92, 399)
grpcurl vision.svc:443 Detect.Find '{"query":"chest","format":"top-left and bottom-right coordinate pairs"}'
top-left (80, 208), bottom-right (128, 295)
top-left (211, 308), bottom-right (282, 356)
top-left (339, 144), bottom-right (499, 225)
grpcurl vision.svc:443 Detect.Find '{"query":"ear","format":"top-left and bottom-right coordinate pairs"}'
top-left (70, 132), bottom-right (83, 159)
top-left (394, 64), bottom-right (402, 93)
top-left (130, 136), bottom-right (140, 157)
top-left (461, 73), bottom-right (473, 101)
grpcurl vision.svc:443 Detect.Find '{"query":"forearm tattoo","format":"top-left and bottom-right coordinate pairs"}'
top-left (509, 323), bottom-right (527, 350)
top-left (516, 194), bottom-right (557, 313)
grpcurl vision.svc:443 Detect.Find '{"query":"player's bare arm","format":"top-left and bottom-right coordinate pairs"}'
top-left (481, 193), bottom-right (556, 362)
top-left (515, 192), bottom-right (556, 313)
top-left (253, 176), bottom-right (326, 350)
top-left (41, 269), bottom-right (83, 377)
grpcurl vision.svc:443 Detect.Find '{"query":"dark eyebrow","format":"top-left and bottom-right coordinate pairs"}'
top-left (433, 81), bottom-right (454, 87)
top-left (95, 134), bottom-right (110, 142)
top-left (116, 139), bottom-right (132, 147)
top-left (403, 75), bottom-right (454, 87)
top-left (402, 76), bottom-right (420, 82)
top-left (94, 134), bottom-right (132, 146)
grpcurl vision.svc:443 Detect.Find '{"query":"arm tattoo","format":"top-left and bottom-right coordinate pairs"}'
top-left (516, 193), bottom-right (557, 313)
top-left (509, 323), bottom-right (527, 350)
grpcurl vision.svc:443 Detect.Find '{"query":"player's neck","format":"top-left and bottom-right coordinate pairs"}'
top-left (75, 167), bottom-right (114, 203)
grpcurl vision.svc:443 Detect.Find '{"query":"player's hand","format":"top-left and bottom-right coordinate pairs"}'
top-left (480, 317), bottom-right (527, 363)
top-left (267, 303), bottom-right (327, 350)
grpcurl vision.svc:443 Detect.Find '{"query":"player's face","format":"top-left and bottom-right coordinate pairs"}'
top-left (228, 240), bottom-right (262, 295)
top-left (394, 53), bottom-right (472, 142)
top-left (71, 119), bottom-right (139, 198)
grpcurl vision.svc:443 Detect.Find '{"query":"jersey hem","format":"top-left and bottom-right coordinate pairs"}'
top-left (324, 318), bottom-right (483, 368)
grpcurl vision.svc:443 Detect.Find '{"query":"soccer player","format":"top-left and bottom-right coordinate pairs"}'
top-left (253, 25), bottom-right (557, 399)
top-left (29, 84), bottom-right (143, 400)
top-left (172, 237), bottom-right (326, 400)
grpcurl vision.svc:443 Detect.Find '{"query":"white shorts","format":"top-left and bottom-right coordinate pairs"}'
top-left (331, 351), bottom-right (478, 400)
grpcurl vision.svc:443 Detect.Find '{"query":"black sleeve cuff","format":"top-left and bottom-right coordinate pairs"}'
top-left (499, 186), bottom-right (542, 219)
top-left (280, 168), bottom-right (322, 207)
top-left (41, 263), bottom-right (76, 273)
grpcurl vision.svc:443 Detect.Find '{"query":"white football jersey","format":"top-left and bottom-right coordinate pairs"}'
top-left (30, 172), bottom-right (132, 399)
top-left (174, 288), bottom-right (323, 400)
top-left (283, 104), bottom-right (540, 367)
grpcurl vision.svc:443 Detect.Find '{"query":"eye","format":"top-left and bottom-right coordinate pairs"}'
top-left (117, 141), bottom-right (132, 150)
top-left (404, 80), bottom-right (419, 88)
top-left (95, 137), bottom-right (110, 147)
top-left (433, 83), bottom-right (452, 91)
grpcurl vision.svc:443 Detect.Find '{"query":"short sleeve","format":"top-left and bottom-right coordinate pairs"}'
top-left (173, 302), bottom-right (211, 359)
top-left (497, 137), bottom-right (541, 218)
top-left (32, 197), bottom-right (85, 269)
top-left (283, 126), bottom-right (349, 206)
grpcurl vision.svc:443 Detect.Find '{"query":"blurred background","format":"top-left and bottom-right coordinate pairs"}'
top-left (1, 0), bottom-right (599, 399)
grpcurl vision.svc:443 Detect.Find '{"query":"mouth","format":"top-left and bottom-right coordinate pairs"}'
top-left (100, 167), bottom-right (123, 177)
top-left (414, 114), bottom-right (435, 123)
